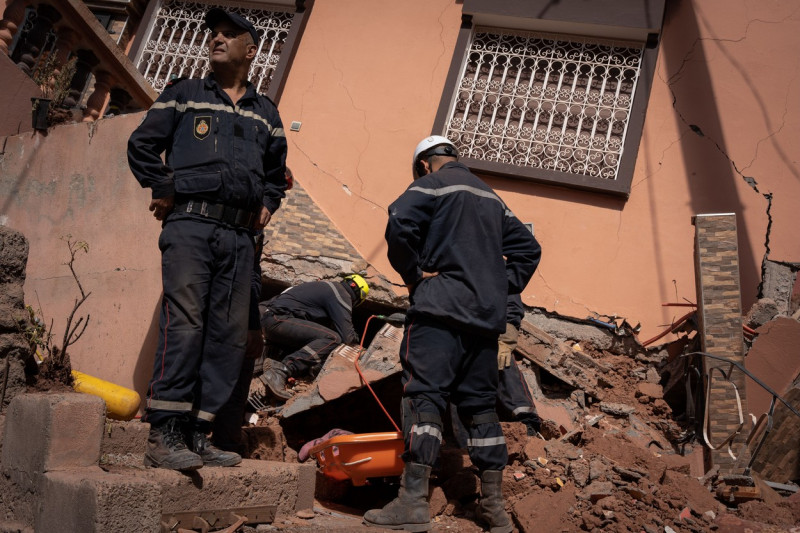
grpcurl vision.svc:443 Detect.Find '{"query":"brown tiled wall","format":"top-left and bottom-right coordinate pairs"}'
top-left (693, 214), bottom-right (747, 473)
top-left (264, 179), bottom-right (361, 262)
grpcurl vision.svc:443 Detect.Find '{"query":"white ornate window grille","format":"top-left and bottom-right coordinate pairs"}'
top-left (444, 27), bottom-right (644, 181)
top-left (136, 1), bottom-right (294, 94)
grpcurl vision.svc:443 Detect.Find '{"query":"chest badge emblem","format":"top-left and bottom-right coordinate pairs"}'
top-left (194, 116), bottom-right (211, 140)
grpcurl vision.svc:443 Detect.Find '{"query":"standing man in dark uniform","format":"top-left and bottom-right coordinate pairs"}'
top-left (364, 136), bottom-right (541, 533)
top-left (253, 274), bottom-right (369, 402)
top-left (128, 8), bottom-right (287, 471)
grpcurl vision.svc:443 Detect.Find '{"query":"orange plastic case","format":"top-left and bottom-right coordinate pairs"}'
top-left (309, 431), bottom-right (404, 486)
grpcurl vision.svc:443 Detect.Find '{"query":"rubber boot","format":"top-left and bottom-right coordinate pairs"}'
top-left (144, 418), bottom-right (203, 471)
top-left (475, 470), bottom-right (513, 533)
top-left (363, 462), bottom-right (432, 531)
top-left (259, 361), bottom-right (293, 401)
top-left (187, 429), bottom-right (242, 467)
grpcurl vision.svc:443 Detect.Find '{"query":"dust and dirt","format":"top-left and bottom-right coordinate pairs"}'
top-left (239, 339), bottom-right (800, 533)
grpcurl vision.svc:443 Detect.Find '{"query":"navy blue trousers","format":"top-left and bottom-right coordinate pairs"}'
top-left (400, 316), bottom-right (507, 472)
top-left (261, 311), bottom-right (341, 378)
top-left (144, 218), bottom-right (253, 430)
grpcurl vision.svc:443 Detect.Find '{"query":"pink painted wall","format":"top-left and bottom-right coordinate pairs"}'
top-left (0, 54), bottom-right (39, 136)
top-left (1, 0), bottom-right (799, 397)
top-left (0, 116), bottom-right (161, 396)
top-left (276, 0), bottom-right (800, 341)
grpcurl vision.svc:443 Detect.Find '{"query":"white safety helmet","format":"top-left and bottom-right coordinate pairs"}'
top-left (412, 135), bottom-right (459, 179)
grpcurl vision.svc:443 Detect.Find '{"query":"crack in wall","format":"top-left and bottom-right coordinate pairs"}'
top-left (323, 45), bottom-right (368, 194)
top-left (666, 36), bottom-right (781, 304)
top-left (430, 3), bottom-right (451, 98)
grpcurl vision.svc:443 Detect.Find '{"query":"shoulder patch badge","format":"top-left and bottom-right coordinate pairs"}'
top-left (194, 116), bottom-right (211, 140)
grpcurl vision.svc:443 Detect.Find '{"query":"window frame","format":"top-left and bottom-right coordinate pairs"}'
top-left (432, 1), bottom-right (664, 198)
top-left (128, 0), bottom-right (312, 104)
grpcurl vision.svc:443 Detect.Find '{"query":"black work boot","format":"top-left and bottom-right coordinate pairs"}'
top-left (475, 470), bottom-right (513, 533)
top-left (363, 462), bottom-right (432, 531)
top-left (519, 414), bottom-right (542, 436)
top-left (144, 418), bottom-right (203, 471)
top-left (259, 361), bottom-right (293, 401)
top-left (187, 429), bottom-right (242, 467)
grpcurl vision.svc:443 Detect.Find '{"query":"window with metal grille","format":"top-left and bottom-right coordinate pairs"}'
top-left (135, 0), bottom-right (294, 96)
top-left (444, 27), bottom-right (644, 187)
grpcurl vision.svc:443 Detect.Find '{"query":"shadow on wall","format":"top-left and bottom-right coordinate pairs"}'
top-left (661, 0), bottom-right (762, 309)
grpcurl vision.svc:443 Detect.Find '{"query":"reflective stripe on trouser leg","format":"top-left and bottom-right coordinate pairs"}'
top-left (402, 396), bottom-right (443, 467)
top-left (466, 411), bottom-right (508, 471)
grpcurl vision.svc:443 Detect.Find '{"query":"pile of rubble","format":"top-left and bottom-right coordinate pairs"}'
top-left (241, 312), bottom-right (800, 533)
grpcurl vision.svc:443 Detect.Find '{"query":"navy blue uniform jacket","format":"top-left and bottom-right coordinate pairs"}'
top-left (385, 161), bottom-right (541, 335)
top-left (506, 294), bottom-right (525, 329)
top-left (267, 281), bottom-right (359, 344)
top-left (127, 75), bottom-right (287, 214)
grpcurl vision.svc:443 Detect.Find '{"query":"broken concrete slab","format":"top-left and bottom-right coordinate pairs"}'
top-left (744, 317), bottom-right (800, 418)
top-left (281, 324), bottom-right (402, 419)
top-left (760, 260), bottom-right (797, 317)
top-left (748, 386), bottom-right (800, 483)
top-left (516, 320), bottom-right (608, 400)
top-left (744, 298), bottom-right (780, 330)
top-left (1, 393), bottom-right (105, 491)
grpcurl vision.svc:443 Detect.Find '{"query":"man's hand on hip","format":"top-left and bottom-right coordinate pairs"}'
top-left (407, 270), bottom-right (439, 292)
top-left (254, 206), bottom-right (272, 230)
top-left (149, 196), bottom-right (174, 221)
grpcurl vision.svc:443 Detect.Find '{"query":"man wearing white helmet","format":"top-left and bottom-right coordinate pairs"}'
top-left (365, 136), bottom-right (541, 532)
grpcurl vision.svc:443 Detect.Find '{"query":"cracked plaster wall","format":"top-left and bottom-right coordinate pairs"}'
top-left (0, 0), bottom-right (798, 406)
top-left (0, 115), bottom-right (161, 399)
top-left (276, 0), bottom-right (800, 341)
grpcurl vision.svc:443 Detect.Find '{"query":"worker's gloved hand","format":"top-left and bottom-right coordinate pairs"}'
top-left (497, 322), bottom-right (519, 369)
top-left (497, 342), bottom-right (512, 369)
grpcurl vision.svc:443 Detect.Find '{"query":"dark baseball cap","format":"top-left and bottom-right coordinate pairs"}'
top-left (205, 8), bottom-right (259, 45)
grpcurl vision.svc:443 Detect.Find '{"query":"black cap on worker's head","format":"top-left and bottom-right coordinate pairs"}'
top-left (205, 8), bottom-right (259, 45)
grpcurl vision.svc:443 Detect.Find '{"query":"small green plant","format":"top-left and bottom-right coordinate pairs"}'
top-left (24, 305), bottom-right (51, 363)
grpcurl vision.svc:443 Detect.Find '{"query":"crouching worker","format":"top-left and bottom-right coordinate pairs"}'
top-left (252, 274), bottom-right (369, 402)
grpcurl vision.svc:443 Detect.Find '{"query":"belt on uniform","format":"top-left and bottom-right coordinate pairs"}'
top-left (174, 200), bottom-right (258, 229)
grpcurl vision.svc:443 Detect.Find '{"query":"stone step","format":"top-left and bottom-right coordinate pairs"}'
top-left (102, 459), bottom-right (315, 522)
top-left (0, 393), bottom-right (315, 533)
top-left (99, 418), bottom-right (315, 527)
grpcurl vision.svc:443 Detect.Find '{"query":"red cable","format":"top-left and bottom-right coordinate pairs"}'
top-left (355, 315), bottom-right (401, 432)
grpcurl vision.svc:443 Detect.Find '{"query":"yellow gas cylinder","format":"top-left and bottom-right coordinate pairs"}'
top-left (71, 370), bottom-right (141, 421)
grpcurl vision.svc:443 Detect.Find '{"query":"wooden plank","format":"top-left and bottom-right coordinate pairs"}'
top-left (516, 320), bottom-right (606, 400)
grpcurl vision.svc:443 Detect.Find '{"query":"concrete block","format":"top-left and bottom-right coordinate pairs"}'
top-left (114, 458), bottom-right (316, 518)
top-left (102, 420), bottom-right (150, 453)
top-left (1, 393), bottom-right (105, 491)
top-left (36, 468), bottom-right (162, 533)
